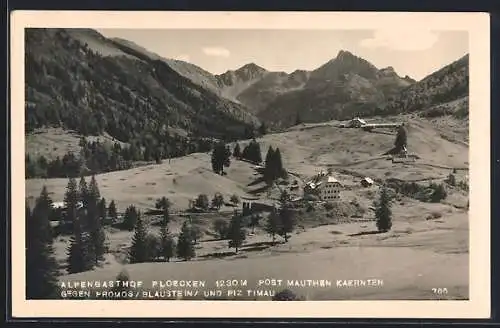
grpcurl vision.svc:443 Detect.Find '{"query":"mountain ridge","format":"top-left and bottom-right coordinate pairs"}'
top-left (26, 28), bottom-right (469, 142)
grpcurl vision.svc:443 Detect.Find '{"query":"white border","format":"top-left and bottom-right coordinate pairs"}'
top-left (10, 11), bottom-right (491, 319)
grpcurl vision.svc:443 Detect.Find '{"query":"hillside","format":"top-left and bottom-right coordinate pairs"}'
top-left (386, 54), bottom-right (469, 116)
top-left (110, 37), bottom-right (227, 100)
top-left (26, 115), bottom-right (469, 211)
top-left (257, 50), bottom-right (415, 128)
top-left (26, 114), bottom-right (469, 300)
top-left (235, 70), bottom-right (311, 114)
top-left (25, 28), bottom-right (258, 145)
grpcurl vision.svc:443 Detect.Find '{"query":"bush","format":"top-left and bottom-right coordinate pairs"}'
top-left (212, 219), bottom-right (229, 239)
top-left (272, 289), bottom-right (304, 301)
top-left (426, 211), bottom-right (442, 220)
top-left (324, 202), bottom-right (335, 211)
top-left (230, 194), bottom-right (240, 206)
top-left (194, 194), bottom-right (210, 210)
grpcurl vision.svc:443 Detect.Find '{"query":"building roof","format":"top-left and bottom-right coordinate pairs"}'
top-left (52, 201), bottom-right (65, 209)
top-left (327, 176), bottom-right (339, 183)
top-left (51, 201), bottom-right (84, 209)
top-left (362, 177), bottom-right (374, 184)
top-left (353, 117), bottom-right (367, 124)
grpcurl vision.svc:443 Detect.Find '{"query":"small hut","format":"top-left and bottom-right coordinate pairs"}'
top-left (360, 177), bottom-right (374, 187)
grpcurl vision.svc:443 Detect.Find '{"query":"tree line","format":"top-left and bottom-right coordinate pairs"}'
top-left (26, 134), bottom-right (217, 179)
top-left (26, 175), bottom-right (109, 298)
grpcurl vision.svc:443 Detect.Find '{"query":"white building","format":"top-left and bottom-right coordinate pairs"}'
top-left (304, 174), bottom-right (342, 202)
top-left (320, 176), bottom-right (342, 201)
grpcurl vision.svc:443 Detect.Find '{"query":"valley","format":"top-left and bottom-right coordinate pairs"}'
top-left (24, 27), bottom-right (470, 301)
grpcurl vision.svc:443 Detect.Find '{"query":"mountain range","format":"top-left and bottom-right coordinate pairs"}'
top-left (25, 28), bottom-right (469, 142)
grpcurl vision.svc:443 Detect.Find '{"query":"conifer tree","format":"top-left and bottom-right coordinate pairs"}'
top-left (87, 175), bottom-right (106, 263)
top-left (273, 148), bottom-right (286, 178)
top-left (259, 123), bottom-right (267, 135)
top-left (66, 220), bottom-right (94, 273)
top-left (64, 177), bottom-right (79, 225)
top-left (176, 221), bottom-right (195, 261)
top-left (123, 205), bottom-right (139, 231)
top-left (98, 197), bottom-right (107, 222)
top-left (250, 214), bottom-right (261, 234)
top-left (264, 146), bottom-right (275, 183)
top-left (159, 218), bottom-right (176, 262)
top-left (394, 125), bottom-right (408, 153)
top-left (108, 200), bottom-right (118, 223)
top-left (78, 176), bottom-right (88, 206)
top-left (212, 193), bottom-right (224, 210)
top-left (112, 270), bottom-right (131, 299)
top-left (128, 213), bottom-right (148, 264)
top-left (227, 212), bottom-right (246, 253)
top-left (265, 208), bottom-right (281, 244)
top-left (211, 141), bottom-right (231, 175)
top-left (375, 187), bottom-right (393, 232)
top-left (278, 205), bottom-right (295, 242)
top-left (253, 140), bottom-right (263, 164)
top-left (233, 143), bottom-right (242, 158)
top-left (88, 175), bottom-right (101, 200)
top-left (26, 188), bottom-right (59, 299)
top-left (65, 177), bottom-right (95, 272)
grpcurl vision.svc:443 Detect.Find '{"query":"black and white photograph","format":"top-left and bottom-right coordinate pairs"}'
top-left (11, 11), bottom-right (490, 318)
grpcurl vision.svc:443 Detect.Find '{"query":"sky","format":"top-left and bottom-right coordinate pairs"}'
top-left (97, 29), bottom-right (468, 81)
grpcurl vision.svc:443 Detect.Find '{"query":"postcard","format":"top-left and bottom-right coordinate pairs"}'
top-left (11, 10), bottom-right (490, 318)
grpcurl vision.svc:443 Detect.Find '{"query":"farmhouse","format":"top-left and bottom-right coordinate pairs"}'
top-left (304, 173), bottom-right (343, 202)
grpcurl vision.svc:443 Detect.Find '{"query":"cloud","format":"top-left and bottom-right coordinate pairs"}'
top-left (173, 54), bottom-right (191, 62)
top-left (360, 29), bottom-right (439, 51)
top-left (202, 46), bottom-right (231, 58)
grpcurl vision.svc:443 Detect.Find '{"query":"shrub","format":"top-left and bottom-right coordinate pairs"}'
top-left (213, 219), bottom-right (229, 239)
top-left (272, 289), bottom-right (304, 301)
top-left (324, 202), bottom-right (334, 211)
top-left (194, 194), bottom-right (210, 210)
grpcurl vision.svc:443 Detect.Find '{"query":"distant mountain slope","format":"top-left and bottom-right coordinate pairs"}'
top-left (111, 37), bottom-right (226, 99)
top-left (25, 28), bottom-right (258, 144)
top-left (216, 63), bottom-right (270, 102)
top-left (385, 54), bottom-right (469, 115)
top-left (235, 70), bottom-right (311, 114)
top-left (257, 50), bottom-right (414, 127)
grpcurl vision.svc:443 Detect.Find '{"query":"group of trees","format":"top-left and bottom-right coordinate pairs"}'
top-left (26, 175), bottom-right (114, 298)
top-left (127, 204), bottom-right (198, 263)
top-left (263, 146), bottom-right (287, 183)
top-left (385, 179), bottom-right (448, 203)
top-left (264, 196), bottom-right (297, 243)
top-left (26, 187), bottom-right (60, 299)
top-left (189, 193), bottom-right (240, 212)
top-left (234, 139), bottom-right (263, 164)
top-left (65, 175), bottom-right (108, 273)
top-left (26, 134), bottom-right (217, 179)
